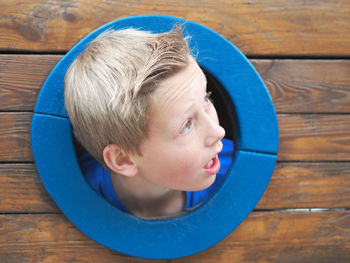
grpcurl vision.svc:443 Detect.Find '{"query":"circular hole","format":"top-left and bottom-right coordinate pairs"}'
top-left (202, 66), bottom-right (237, 142)
top-left (72, 68), bottom-right (237, 220)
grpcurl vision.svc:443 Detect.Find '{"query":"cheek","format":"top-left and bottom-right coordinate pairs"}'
top-left (172, 147), bottom-right (202, 174)
top-left (176, 156), bottom-right (195, 171)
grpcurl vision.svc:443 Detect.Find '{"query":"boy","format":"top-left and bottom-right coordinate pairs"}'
top-left (64, 26), bottom-right (233, 219)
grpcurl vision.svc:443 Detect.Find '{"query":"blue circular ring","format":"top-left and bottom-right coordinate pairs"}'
top-left (31, 15), bottom-right (278, 259)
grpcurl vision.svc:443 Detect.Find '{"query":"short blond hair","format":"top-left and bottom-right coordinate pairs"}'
top-left (64, 26), bottom-right (191, 167)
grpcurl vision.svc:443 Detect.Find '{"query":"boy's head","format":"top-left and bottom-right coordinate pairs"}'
top-left (65, 26), bottom-right (225, 192)
top-left (65, 26), bottom-right (190, 166)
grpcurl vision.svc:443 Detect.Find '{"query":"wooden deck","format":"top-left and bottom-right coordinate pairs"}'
top-left (1, 1), bottom-right (350, 262)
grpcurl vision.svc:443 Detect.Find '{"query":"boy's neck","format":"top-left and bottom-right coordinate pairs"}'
top-left (110, 172), bottom-right (186, 218)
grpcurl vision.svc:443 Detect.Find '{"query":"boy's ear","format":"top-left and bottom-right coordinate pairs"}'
top-left (103, 144), bottom-right (138, 177)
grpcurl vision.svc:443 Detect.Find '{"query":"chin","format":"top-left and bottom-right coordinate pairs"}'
top-left (194, 174), bottom-right (217, 191)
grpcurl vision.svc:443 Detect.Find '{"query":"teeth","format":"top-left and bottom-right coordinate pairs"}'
top-left (204, 159), bottom-right (214, 169)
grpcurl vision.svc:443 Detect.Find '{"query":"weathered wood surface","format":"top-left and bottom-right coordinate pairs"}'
top-left (1, 211), bottom-right (349, 263)
top-left (252, 60), bottom-right (350, 113)
top-left (1, 1), bottom-right (350, 55)
top-left (0, 164), bottom-right (58, 213)
top-left (0, 113), bottom-right (32, 162)
top-left (258, 162), bottom-right (350, 209)
top-left (1, 0), bottom-right (350, 262)
top-left (277, 114), bottom-right (350, 161)
top-left (0, 55), bottom-right (57, 111)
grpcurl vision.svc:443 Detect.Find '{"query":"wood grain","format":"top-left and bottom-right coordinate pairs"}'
top-left (278, 114), bottom-right (350, 161)
top-left (1, 55), bottom-right (350, 113)
top-left (0, 164), bottom-right (58, 213)
top-left (252, 60), bottom-right (350, 113)
top-left (1, 162), bottom-right (349, 213)
top-left (1, 0), bottom-right (350, 55)
top-left (0, 113), bottom-right (32, 162)
top-left (0, 211), bottom-right (349, 263)
top-left (257, 162), bottom-right (350, 209)
top-left (0, 55), bottom-right (59, 111)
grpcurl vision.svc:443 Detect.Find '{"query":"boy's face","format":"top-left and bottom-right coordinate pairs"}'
top-left (133, 56), bottom-right (225, 192)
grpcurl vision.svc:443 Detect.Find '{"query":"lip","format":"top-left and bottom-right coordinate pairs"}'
top-left (203, 154), bottom-right (221, 175)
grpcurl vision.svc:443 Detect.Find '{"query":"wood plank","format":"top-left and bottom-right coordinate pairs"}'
top-left (252, 60), bottom-right (350, 113)
top-left (0, 55), bottom-right (60, 111)
top-left (1, 1), bottom-right (350, 55)
top-left (0, 164), bottom-right (58, 213)
top-left (257, 162), bottom-right (350, 209)
top-left (1, 113), bottom-right (350, 162)
top-left (0, 112), bottom-right (32, 162)
top-left (1, 162), bottom-right (349, 213)
top-left (0, 211), bottom-right (349, 262)
top-left (1, 55), bottom-right (350, 113)
top-left (277, 114), bottom-right (350, 161)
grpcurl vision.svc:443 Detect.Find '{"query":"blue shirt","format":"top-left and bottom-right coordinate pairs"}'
top-left (79, 138), bottom-right (234, 214)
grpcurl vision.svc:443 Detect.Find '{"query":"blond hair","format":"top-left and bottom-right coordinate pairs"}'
top-left (64, 26), bottom-right (191, 167)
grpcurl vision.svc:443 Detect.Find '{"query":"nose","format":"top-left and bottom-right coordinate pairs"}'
top-left (205, 120), bottom-right (225, 147)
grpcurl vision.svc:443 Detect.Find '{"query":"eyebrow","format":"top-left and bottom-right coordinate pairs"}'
top-left (182, 76), bottom-right (208, 115)
top-left (183, 103), bottom-right (196, 116)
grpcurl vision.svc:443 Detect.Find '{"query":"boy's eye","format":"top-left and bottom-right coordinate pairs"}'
top-left (204, 91), bottom-right (212, 105)
top-left (180, 119), bottom-right (193, 134)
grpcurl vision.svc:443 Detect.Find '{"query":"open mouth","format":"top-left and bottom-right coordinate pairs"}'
top-left (203, 155), bottom-right (220, 175)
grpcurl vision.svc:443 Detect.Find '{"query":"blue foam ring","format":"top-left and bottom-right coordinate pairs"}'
top-left (31, 15), bottom-right (279, 259)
